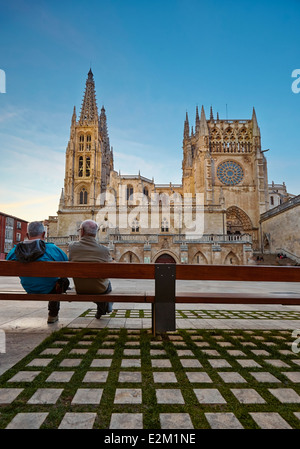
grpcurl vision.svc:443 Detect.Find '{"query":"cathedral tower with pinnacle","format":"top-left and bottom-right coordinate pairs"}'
top-left (56, 70), bottom-right (113, 236)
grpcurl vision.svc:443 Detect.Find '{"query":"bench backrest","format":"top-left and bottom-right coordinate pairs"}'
top-left (1, 261), bottom-right (299, 283)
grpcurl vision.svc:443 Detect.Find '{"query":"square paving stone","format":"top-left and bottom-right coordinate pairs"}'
top-left (118, 372), bottom-right (142, 383)
top-left (124, 349), bottom-right (141, 356)
top-left (121, 359), bottom-right (141, 368)
top-left (82, 371), bottom-right (108, 383)
top-left (205, 413), bottom-right (243, 429)
top-left (231, 388), bottom-right (266, 404)
top-left (160, 413), bottom-right (194, 429)
top-left (59, 359), bottom-right (82, 367)
top-left (69, 348), bottom-right (88, 355)
top-left (186, 372), bottom-right (212, 383)
top-left (169, 335), bottom-right (183, 340)
top-left (236, 359), bottom-right (261, 368)
top-left (97, 349), bottom-right (114, 355)
top-left (153, 372), bottom-right (177, 383)
top-left (208, 359), bottom-right (231, 368)
top-left (151, 359), bottom-right (172, 368)
top-left (202, 350), bottom-right (220, 356)
top-left (177, 350), bottom-right (194, 357)
top-left (156, 389), bottom-right (185, 404)
top-left (250, 412), bottom-right (292, 429)
top-left (46, 371), bottom-right (74, 383)
top-left (8, 371), bottom-right (41, 383)
top-left (282, 372), bottom-right (300, 383)
top-left (6, 413), bottom-right (49, 429)
top-left (58, 413), bottom-right (97, 429)
top-left (110, 413), bottom-right (143, 429)
top-left (90, 359), bottom-right (112, 367)
top-left (217, 372), bottom-right (247, 383)
top-left (40, 348), bottom-right (62, 355)
top-left (71, 388), bottom-right (103, 404)
top-left (251, 349), bottom-right (270, 356)
top-left (27, 358), bottom-right (52, 367)
top-left (114, 389), bottom-right (142, 404)
top-left (250, 372), bottom-right (281, 383)
top-left (227, 350), bottom-right (246, 357)
top-left (180, 359), bottom-right (202, 368)
top-left (28, 388), bottom-right (63, 405)
top-left (150, 349), bottom-right (167, 356)
top-left (194, 389), bottom-right (226, 404)
top-left (264, 359), bottom-right (290, 368)
top-left (0, 388), bottom-right (23, 404)
top-left (269, 388), bottom-right (300, 403)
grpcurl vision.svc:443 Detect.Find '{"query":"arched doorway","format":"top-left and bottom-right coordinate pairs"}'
top-left (155, 253), bottom-right (176, 264)
top-left (226, 206), bottom-right (252, 235)
top-left (224, 251), bottom-right (240, 265)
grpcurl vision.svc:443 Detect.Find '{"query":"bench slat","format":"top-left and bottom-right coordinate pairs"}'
top-left (0, 292), bottom-right (299, 305)
top-left (1, 261), bottom-right (300, 282)
top-left (0, 292), bottom-right (153, 303)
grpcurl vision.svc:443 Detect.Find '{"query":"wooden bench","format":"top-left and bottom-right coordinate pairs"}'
top-left (1, 261), bottom-right (300, 334)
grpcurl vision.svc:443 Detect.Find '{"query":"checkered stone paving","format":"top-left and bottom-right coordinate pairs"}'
top-left (0, 328), bottom-right (300, 429)
top-left (81, 308), bottom-right (300, 320)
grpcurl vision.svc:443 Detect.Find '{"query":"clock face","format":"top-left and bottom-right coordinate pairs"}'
top-left (217, 161), bottom-right (244, 185)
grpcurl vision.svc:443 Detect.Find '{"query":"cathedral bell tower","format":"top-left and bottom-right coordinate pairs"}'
top-left (61, 69), bottom-right (113, 210)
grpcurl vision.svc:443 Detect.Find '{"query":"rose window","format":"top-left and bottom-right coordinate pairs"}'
top-left (217, 161), bottom-right (244, 185)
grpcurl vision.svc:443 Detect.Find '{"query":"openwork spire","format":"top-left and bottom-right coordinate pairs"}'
top-left (184, 111), bottom-right (189, 138)
top-left (99, 106), bottom-right (110, 153)
top-left (79, 69), bottom-right (98, 123)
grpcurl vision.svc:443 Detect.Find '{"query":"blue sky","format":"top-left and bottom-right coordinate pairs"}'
top-left (0, 0), bottom-right (300, 221)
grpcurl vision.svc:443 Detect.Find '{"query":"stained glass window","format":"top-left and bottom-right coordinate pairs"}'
top-left (217, 161), bottom-right (244, 185)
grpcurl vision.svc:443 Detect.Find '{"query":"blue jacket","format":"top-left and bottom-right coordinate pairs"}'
top-left (6, 241), bottom-right (68, 294)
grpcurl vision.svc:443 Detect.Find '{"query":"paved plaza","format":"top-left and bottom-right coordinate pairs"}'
top-left (0, 277), bottom-right (300, 429)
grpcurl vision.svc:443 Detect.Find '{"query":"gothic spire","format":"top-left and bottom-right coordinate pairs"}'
top-left (199, 105), bottom-right (209, 136)
top-left (184, 111), bottom-right (190, 138)
top-left (72, 106), bottom-right (76, 124)
top-left (99, 106), bottom-right (110, 153)
top-left (252, 107), bottom-right (260, 137)
top-left (210, 105), bottom-right (214, 121)
top-left (195, 105), bottom-right (200, 133)
top-left (79, 69), bottom-right (98, 123)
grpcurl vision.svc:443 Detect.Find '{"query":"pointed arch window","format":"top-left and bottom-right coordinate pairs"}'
top-left (79, 134), bottom-right (84, 151)
top-left (86, 157), bottom-right (90, 177)
top-left (143, 187), bottom-right (149, 197)
top-left (127, 185), bottom-right (134, 201)
top-left (131, 218), bottom-right (139, 233)
top-left (161, 217), bottom-right (169, 232)
top-left (79, 188), bottom-right (88, 205)
top-left (86, 134), bottom-right (91, 151)
top-left (78, 156), bottom-right (83, 177)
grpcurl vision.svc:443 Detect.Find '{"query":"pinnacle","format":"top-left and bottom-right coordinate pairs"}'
top-left (79, 69), bottom-right (98, 123)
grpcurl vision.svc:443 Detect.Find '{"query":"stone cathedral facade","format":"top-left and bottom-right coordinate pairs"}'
top-left (47, 70), bottom-right (270, 265)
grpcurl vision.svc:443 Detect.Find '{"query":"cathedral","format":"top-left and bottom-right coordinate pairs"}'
top-left (47, 70), bottom-right (270, 265)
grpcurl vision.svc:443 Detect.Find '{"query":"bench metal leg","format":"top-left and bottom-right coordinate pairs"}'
top-left (152, 264), bottom-right (176, 335)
